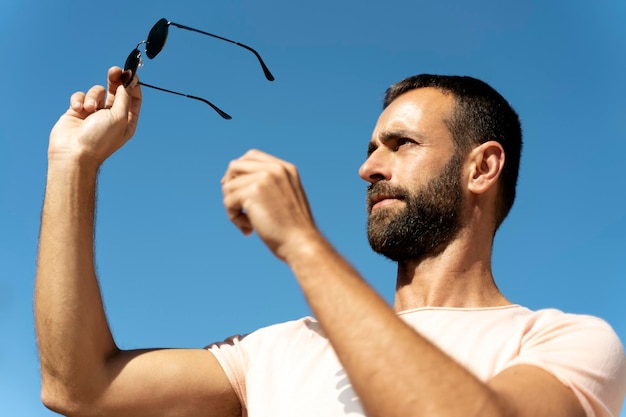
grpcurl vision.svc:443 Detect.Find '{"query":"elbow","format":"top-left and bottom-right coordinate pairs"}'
top-left (40, 375), bottom-right (97, 417)
top-left (41, 387), bottom-right (81, 417)
top-left (38, 348), bottom-right (121, 416)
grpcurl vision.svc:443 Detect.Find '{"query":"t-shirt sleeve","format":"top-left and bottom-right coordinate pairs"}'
top-left (206, 334), bottom-right (249, 410)
top-left (204, 318), bottom-right (312, 413)
top-left (508, 310), bottom-right (626, 417)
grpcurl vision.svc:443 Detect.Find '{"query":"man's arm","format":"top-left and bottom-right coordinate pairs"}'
top-left (35, 67), bottom-right (239, 417)
top-left (285, 238), bottom-right (586, 417)
top-left (221, 150), bottom-right (587, 417)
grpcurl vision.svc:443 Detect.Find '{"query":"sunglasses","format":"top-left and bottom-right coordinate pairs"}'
top-left (123, 18), bottom-right (275, 119)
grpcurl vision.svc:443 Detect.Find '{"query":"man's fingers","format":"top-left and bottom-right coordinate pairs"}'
top-left (69, 91), bottom-right (86, 114)
top-left (223, 189), bottom-right (254, 235)
top-left (106, 66), bottom-right (125, 92)
top-left (82, 85), bottom-right (106, 113)
top-left (231, 211), bottom-right (254, 236)
top-left (105, 66), bottom-right (141, 111)
top-left (127, 82), bottom-right (142, 120)
top-left (110, 84), bottom-right (132, 117)
top-left (68, 89), bottom-right (102, 118)
top-left (222, 156), bottom-right (288, 187)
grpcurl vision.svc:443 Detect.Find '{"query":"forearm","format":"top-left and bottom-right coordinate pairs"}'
top-left (287, 237), bottom-right (505, 417)
top-left (35, 159), bottom-right (118, 407)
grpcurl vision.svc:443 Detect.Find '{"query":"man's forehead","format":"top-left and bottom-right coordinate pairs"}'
top-left (371, 87), bottom-right (455, 140)
top-left (383, 87), bottom-right (453, 118)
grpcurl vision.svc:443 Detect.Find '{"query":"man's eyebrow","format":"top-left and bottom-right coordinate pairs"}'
top-left (379, 129), bottom-right (426, 143)
top-left (367, 130), bottom-right (427, 156)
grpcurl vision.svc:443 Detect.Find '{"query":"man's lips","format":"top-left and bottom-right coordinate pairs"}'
top-left (368, 194), bottom-right (404, 212)
top-left (367, 182), bottom-right (407, 212)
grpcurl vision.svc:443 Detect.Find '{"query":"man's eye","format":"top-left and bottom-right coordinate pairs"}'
top-left (395, 138), bottom-right (414, 150)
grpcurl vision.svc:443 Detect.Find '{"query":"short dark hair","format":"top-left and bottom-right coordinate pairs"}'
top-left (384, 74), bottom-right (523, 229)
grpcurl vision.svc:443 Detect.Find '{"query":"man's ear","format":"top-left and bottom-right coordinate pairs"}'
top-left (466, 141), bottom-right (505, 195)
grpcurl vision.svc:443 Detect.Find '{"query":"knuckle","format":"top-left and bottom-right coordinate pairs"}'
top-left (248, 180), bottom-right (265, 196)
top-left (226, 159), bottom-right (241, 173)
top-left (240, 149), bottom-right (254, 160)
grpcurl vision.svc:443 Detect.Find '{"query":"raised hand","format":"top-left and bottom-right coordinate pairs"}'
top-left (48, 66), bottom-right (142, 167)
top-left (221, 149), bottom-right (319, 261)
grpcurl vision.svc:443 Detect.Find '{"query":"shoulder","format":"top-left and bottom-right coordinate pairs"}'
top-left (400, 305), bottom-right (624, 370)
top-left (520, 308), bottom-right (623, 353)
top-left (510, 308), bottom-right (626, 417)
top-left (509, 307), bottom-right (624, 369)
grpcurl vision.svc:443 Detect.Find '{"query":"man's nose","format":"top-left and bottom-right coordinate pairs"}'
top-left (358, 149), bottom-right (390, 183)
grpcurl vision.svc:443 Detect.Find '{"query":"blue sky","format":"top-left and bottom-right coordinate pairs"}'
top-left (1, 0), bottom-right (625, 415)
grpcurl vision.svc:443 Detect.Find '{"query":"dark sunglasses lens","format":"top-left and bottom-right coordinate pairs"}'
top-left (122, 48), bottom-right (141, 86)
top-left (146, 18), bottom-right (169, 59)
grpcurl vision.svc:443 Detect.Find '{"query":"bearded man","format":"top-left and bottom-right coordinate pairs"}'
top-left (36, 67), bottom-right (625, 417)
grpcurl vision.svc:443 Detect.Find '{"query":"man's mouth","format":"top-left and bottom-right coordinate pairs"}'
top-left (368, 194), bottom-right (404, 212)
top-left (367, 182), bottom-right (408, 212)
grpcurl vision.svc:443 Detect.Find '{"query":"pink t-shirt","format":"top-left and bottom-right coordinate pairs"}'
top-left (207, 305), bottom-right (626, 417)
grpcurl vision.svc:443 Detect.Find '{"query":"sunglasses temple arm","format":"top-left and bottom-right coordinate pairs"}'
top-left (169, 22), bottom-right (275, 81)
top-left (139, 82), bottom-right (232, 120)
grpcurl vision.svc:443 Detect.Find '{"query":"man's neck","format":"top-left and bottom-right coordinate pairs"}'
top-left (392, 235), bottom-right (510, 311)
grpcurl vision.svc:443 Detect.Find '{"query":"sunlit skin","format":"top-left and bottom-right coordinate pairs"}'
top-left (361, 88), bottom-right (457, 214)
top-left (359, 87), bottom-right (510, 310)
top-left (35, 70), bottom-right (586, 417)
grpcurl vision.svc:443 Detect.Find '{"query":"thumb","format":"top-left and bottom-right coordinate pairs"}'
top-left (110, 83), bottom-right (132, 118)
top-left (110, 82), bottom-right (142, 140)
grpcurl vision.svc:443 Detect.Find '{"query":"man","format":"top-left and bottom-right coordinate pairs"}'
top-left (36, 66), bottom-right (625, 417)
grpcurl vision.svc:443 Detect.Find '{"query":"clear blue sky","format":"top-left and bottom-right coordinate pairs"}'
top-left (1, 0), bottom-right (625, 415)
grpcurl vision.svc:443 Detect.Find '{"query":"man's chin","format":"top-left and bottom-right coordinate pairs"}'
top-left (368, 245), bottom-right (420, 263)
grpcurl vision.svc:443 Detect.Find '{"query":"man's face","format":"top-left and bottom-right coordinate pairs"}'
top-left (359, 88), bottom-right (465, 262)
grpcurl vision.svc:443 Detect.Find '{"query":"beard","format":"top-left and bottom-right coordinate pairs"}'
top-left (366, 152), bottom-right (464, 262)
